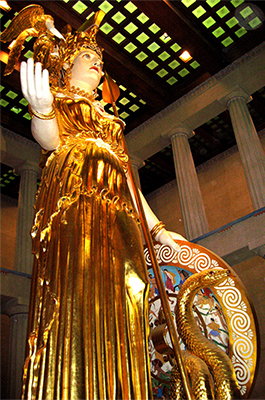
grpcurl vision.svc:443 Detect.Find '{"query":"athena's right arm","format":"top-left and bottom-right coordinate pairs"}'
top-left (20, 58), bottom-right (60, 150)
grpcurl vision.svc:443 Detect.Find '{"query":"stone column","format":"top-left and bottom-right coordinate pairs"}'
top-left (14, 160), bottom-right (40, 274)
top-left (226, 92), bottom-right (265, 209)
top-left (2, 299), bottom-right (29, 400)
top-left (170, 126), bottom-right (209, 240)
top-left (130, 154), bottom-right (145, 190)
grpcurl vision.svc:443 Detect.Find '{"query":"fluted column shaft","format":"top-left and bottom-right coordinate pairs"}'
top-left (14, 160), bottom-right (40, 274)
top-left (227, 96), bottom-right (265, 209)
top-left (171, 130), bottom-right (209, 240)
top-left (2, 299), bottom-right (28, 400)
top-left (130, 154), bottom-right (144, 190)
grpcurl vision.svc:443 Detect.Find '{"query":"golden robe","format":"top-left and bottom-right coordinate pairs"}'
top-left (22, 93), bottom-right (152, 400)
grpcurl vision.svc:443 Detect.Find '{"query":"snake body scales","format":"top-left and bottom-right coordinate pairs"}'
top-left (175, 268), bottom-right (241, 400)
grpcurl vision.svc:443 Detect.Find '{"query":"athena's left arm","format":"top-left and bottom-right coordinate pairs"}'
top-left (126, 173), bottom-right (187, 252)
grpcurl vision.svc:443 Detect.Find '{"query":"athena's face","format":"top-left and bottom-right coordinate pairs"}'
top-left (70, 49), bottom-right (103, 91)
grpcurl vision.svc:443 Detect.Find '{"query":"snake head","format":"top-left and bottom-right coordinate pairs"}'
top-left (198, 268), bottom-right (230, 287)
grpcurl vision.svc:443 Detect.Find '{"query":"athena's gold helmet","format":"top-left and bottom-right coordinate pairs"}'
top-left (0, 4), bottom-right (104, 86)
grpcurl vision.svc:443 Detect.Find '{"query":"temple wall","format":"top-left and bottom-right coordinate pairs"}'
top-left (147, 131), bottom-right (265, 233)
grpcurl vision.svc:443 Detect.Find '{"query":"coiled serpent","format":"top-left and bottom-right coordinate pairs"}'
top-left (172, 268), bottom-right (241, 400)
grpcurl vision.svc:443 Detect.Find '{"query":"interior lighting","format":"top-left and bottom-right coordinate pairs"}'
top-left (0, 1), bottom-right (11, 11)
top-left (0, 50), bottom-right (8, 64)
top-left (0, 50), bottom-right (20, 72)
top-left (179, 50), bottom-right (192, 62)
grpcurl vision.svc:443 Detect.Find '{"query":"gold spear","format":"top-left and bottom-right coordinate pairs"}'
top-left (103, 71), bottom-right (193, 400)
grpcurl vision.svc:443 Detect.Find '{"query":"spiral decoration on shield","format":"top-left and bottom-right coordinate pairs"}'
top-left (145, 240), bottom-right (258, 398)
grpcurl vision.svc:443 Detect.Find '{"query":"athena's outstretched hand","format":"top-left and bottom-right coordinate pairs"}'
top-left (20, 58), bottom-right (54, 114)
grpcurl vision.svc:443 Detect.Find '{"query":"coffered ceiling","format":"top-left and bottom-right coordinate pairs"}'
top-left (1, 0), bottom-right (265, 197)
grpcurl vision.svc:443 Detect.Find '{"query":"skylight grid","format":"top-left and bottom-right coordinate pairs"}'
top-left (0, 83), bottom-right (31, 120)
top-left (180, 0), bottom-right (252, 49)
top-left (99, 3), bottom-right (202, 85)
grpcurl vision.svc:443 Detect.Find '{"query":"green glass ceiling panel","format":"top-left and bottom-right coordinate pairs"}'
top-left (25, 36), bottom-right (33, 42)
top-left (112, 33), bottom-right (126, 44)
top-left (6, 90), bottom-right (18, 99)
top-left (178, 68), bottom-right (189, 77)
top-left (181, 0), bottom-right (196, 7)
top-left (146, 60), bottom-right (158, 70)
top-left (221, 37), bottom-right (234, 47)
top-left (129, 92), bottom-right (137, 98)
top-left (119, 97), bottom-right (130, 105)
top-left (24, 50), bottom-right (33, 58)
top-left (119, 85), bottom-right (127, 91)
top-left (168, 60), bottom-right (180, 69)
top-left (149, 23), bottom-right (160, 34)
top-left (235, 27), bottom-right (247, 38)
top-left (137, 13), bottom-right (149, 24)
top-left (249, 17), bottom-right (262, 29)
top-left (124, 42), bottom-right (137, 53)
top-left (167, 77), bottom-right (178, 85)
top-left (0, 99), bottom-right (9, 107)
top-left (120, 111), bottom-right (129, 119)
top-left (212, 27), bottom-right (225, 37)
top-left (124, 22), bottom-right (138, 34)
top-left (226, 17), bottom-right (238, 28)
top-left (206, 0), bottom-right (220, 7)
top-left (160, 34), bottom-right (171, 44)
top-left (203, 16), bottom-right (216, 28)
top-left (72, 1), bottom-right (87, 14)
top-left (100, 23), bottom-right (113, 34)
top-left (147, 42), bottom-right (160, 53)
top-left (124, 2), bottom-right (137, 14)
top-left (112, 12), bottom-right (126, 24)
top-left (11, 106), bottom-right (22, 114)
top-left (240, 6), bottom-right (253, 18)
top-left (140, 99), bottom-right (146, 105)
top-left (193, 6), bottom-right (206, 18)
top-left (216, 6), bottom-right (230, 18)
top-left (158, 51), bottom-right (170, 61)
top-left (23, 113), bottom-right (31, 120)
top-left (135, 51), bottom-right (148, 61)
top-left (63, 0), bottom-right (70, 3)
top-left (0, 85), bottom-right (4, 91)
top-left (157, 69), bottom-right (168, 78)
top-left (4, 20), bottom-right (11, 28)
top-left (190, 60), bottom-right (200, 69)
top-left (136, 32), bottom-right (149, 44)
top-left (171, 43), bottom-right (181, 52)
top-left (129, 104), bottom-right (139, 112)
top-left (231, 0), bottom-right (244, 7)
top-left (99, 1), bottom-right (113, 14)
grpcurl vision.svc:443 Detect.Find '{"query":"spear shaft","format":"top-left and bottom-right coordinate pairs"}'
top-left (104, 72), bottom-right (193, 400)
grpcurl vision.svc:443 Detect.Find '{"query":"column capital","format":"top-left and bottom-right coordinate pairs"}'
top-left (167, 124), bottom-right (194, 141)
top-left (130, 154), bottom-right (145, 170)
top-left (1, 298), bottom-right (29, 317)
top-left (218, 86), bottom-right (252, 108)
top-left (14, 159), bottom-right (41, 177)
